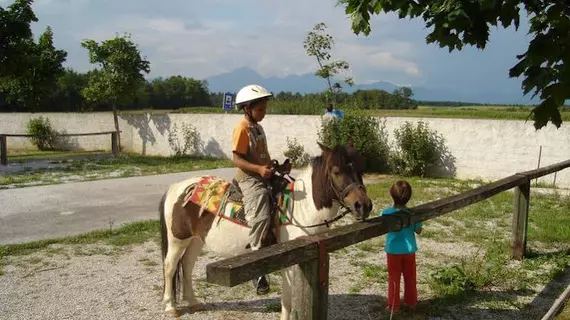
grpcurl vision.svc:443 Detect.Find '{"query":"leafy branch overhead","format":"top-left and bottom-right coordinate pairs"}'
top-left (338, 0), bottom-right (570, 129)
top-left (304, 22), bottom-right (354, 103)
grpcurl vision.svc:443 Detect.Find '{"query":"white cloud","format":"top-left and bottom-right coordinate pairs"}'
top-left (62, 0), bottom-right (421, 83)
top-left (21, 0), bottom-right (533, 93)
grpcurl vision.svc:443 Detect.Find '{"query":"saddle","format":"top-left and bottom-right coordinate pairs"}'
top-left (183, 159), bottom-right (294, 248)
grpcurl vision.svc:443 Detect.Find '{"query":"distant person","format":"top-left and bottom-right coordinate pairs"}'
top-left (381, 180), bottom-right (422, 314)
top-left (322, 103), bottom-right (344, 125)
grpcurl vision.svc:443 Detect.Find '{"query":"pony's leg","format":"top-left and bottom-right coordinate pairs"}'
top-left (182, 235), bottom-right (205, 310)
top-left (163, 239), bottom-right (189, 317)
top-left (280, 266), bottom-right (294, 320)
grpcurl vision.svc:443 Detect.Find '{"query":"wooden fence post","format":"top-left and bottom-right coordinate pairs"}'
top-left (291, 254), bottom-right (330, 320)
top-left (512, 178), bottom-right (530, 260)
top-left (111, 132), bottom-right (118, 157)
top-left (0, 135), bottom-right (7, 165)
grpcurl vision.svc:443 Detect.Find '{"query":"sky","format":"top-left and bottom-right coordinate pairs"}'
top-left (3, 0), bottom-right (535, 92)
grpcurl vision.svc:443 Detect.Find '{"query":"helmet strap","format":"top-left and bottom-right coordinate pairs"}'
top-left (244, 106), bottom-right (257, 124)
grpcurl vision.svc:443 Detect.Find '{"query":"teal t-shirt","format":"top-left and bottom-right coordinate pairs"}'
top-left (381, 206), bottom-right (422, 255)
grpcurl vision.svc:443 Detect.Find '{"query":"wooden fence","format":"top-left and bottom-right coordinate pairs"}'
top-left (0, 131), bottom-right (120, 165)
top-left (206, 159), bottom-right (570, 319)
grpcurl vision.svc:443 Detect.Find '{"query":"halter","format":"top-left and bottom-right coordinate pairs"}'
top-left (283, 168), bottom-right (367, 229)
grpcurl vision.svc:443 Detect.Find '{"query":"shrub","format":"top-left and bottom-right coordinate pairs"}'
top-left (26, 116), bottom-right (58, 150)
top-left (283, 137), bottom-right (312, 167)
top-left (390, 120), bottom-right (455, 177)
top-left (317, 110), bottom-right (391, 173)
top-left (168, 122), bottom-right (203, 157)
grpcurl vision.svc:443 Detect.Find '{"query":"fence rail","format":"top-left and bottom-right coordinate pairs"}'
top-left (0, 131), bottom-right (120, 165)
top-left (206, 158), bottom-right (570, 318)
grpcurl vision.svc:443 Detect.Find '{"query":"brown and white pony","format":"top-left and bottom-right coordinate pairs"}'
top-left (158, 143), bottom-right (373, 319)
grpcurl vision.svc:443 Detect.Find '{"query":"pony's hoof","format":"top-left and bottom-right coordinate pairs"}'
top-left (165, 309), bottom-right (180, 318)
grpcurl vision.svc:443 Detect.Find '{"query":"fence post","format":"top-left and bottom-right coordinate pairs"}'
top-left (291, 255), bottom-right (330, 320)
top-left (512, 178), bottom-right (530, 260)
top-left (0, 135), bottom-right (7, 166)
top-left (111, 132), bottom-right (118, 157)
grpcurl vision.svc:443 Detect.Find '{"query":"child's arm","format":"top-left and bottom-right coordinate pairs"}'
top-left (232, 152), bottom-right (273, 178)
top-left (414, 222), bottom-right (423, 235)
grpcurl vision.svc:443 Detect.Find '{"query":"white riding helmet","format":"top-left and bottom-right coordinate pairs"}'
top-left (235, 84), bottom-right (273, 110)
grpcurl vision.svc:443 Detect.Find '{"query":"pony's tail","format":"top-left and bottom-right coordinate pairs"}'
top-left (159, 191), bottom-right (183, 303)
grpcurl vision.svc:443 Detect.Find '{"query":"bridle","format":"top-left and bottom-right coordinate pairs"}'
top-left (282, 165), bottom-right (367, 229)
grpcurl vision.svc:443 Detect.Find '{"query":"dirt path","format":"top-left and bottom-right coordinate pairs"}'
top-left (2, 233), bottom-right (565, 320)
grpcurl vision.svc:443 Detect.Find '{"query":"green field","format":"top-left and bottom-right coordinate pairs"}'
top-left (116, 105), bottom-right (570, 122)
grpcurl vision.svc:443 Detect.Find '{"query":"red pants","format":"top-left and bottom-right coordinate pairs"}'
top-left (386, 253), bottom-right (417, 311)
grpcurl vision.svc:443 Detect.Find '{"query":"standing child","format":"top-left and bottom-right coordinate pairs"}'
top-left (381, 180), bottom-right (422, 313)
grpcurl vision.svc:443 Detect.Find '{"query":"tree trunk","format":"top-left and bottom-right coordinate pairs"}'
top-left (112, 102), bottom-right (122, 152)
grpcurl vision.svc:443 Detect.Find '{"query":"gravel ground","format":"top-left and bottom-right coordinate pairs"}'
top-left (0, 233), bottom-right (566, 320)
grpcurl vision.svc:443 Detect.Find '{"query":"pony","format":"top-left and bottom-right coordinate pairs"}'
top-left (158, 142), bottom-right (373, 319)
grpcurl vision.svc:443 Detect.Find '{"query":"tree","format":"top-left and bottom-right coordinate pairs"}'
top-left (0, 1), bottom-right (67, 111)
top-left (81, 33), bottom-right (151, 150)
top-left (0, 0), bottom-right (37, 78)
top-left (338, 0), bottom-right (570, 130)
top-left (303, 22), bottom-right (354, 105)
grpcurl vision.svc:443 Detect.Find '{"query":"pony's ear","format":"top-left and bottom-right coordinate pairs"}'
top-left (346, 145), bottom-right (365, 173)
top-left (317, 142), bottom-right (332, 155)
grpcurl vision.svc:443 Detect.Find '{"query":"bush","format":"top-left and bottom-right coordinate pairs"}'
top-left (283, 137), bottom-right (312, 167)
top-left (390, 120), bottom-right (455, 177)
top-left (26, 116), bottom-right (58, 150)
top-left (168, 122), bottom-right (204, 156)
top-left (317, 111), bottom-right (391, 173)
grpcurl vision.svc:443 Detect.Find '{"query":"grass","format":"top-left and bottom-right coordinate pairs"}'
top-left (558, 301), bottom-right (570, 320)
top-left (0, 219), bottom-right (160, 276)
top-left (0, 153), bottom-right (234, 189)
top-left (7, 149), bottom-right (108, 160)
top-left (0, 220), bottom-right (159, 258)
top-left (120, 105), bottom-right (570, 121)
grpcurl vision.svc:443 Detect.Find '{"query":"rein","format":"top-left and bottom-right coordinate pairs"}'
top-left (282, 169), bottom-right (366, 229)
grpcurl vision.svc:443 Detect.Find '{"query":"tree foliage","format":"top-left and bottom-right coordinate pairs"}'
top-left (81, 33), bottom-right (151, 106)
top-left (0, 0), bottom-right (67, 111)
top-left (81, 33), bottom-right (151, 149)
top-left (0, 0), bottom-right (37, 78)
top-left (304, 22), bottom-right (354, 104)
top-left (338, 0), bottom-right (570, 129)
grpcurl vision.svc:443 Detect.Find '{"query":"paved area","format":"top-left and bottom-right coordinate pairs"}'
top-left (0, 166), bottom-right (388, 245)
top-left (0, 168), bottom-right (241, 245)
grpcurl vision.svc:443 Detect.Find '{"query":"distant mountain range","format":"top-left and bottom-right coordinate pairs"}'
top-left (205, 67), bottom-right (539, 105)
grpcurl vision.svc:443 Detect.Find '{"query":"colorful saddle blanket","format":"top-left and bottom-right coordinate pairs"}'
top-left (183, 175), bottom-right (294, 227)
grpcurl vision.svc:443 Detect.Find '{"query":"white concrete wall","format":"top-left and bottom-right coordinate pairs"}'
top-left (1, 112), bottom-right (569, 187)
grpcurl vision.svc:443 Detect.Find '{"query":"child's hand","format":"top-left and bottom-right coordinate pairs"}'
top-left (258, 165), bottom-right (275, 178)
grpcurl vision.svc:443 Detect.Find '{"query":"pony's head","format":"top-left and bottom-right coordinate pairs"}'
top-left (312, 141), bottom-right (373, 221)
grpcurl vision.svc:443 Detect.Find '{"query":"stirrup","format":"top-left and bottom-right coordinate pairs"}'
top-left (252, 275), bottom-right (270, 295)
